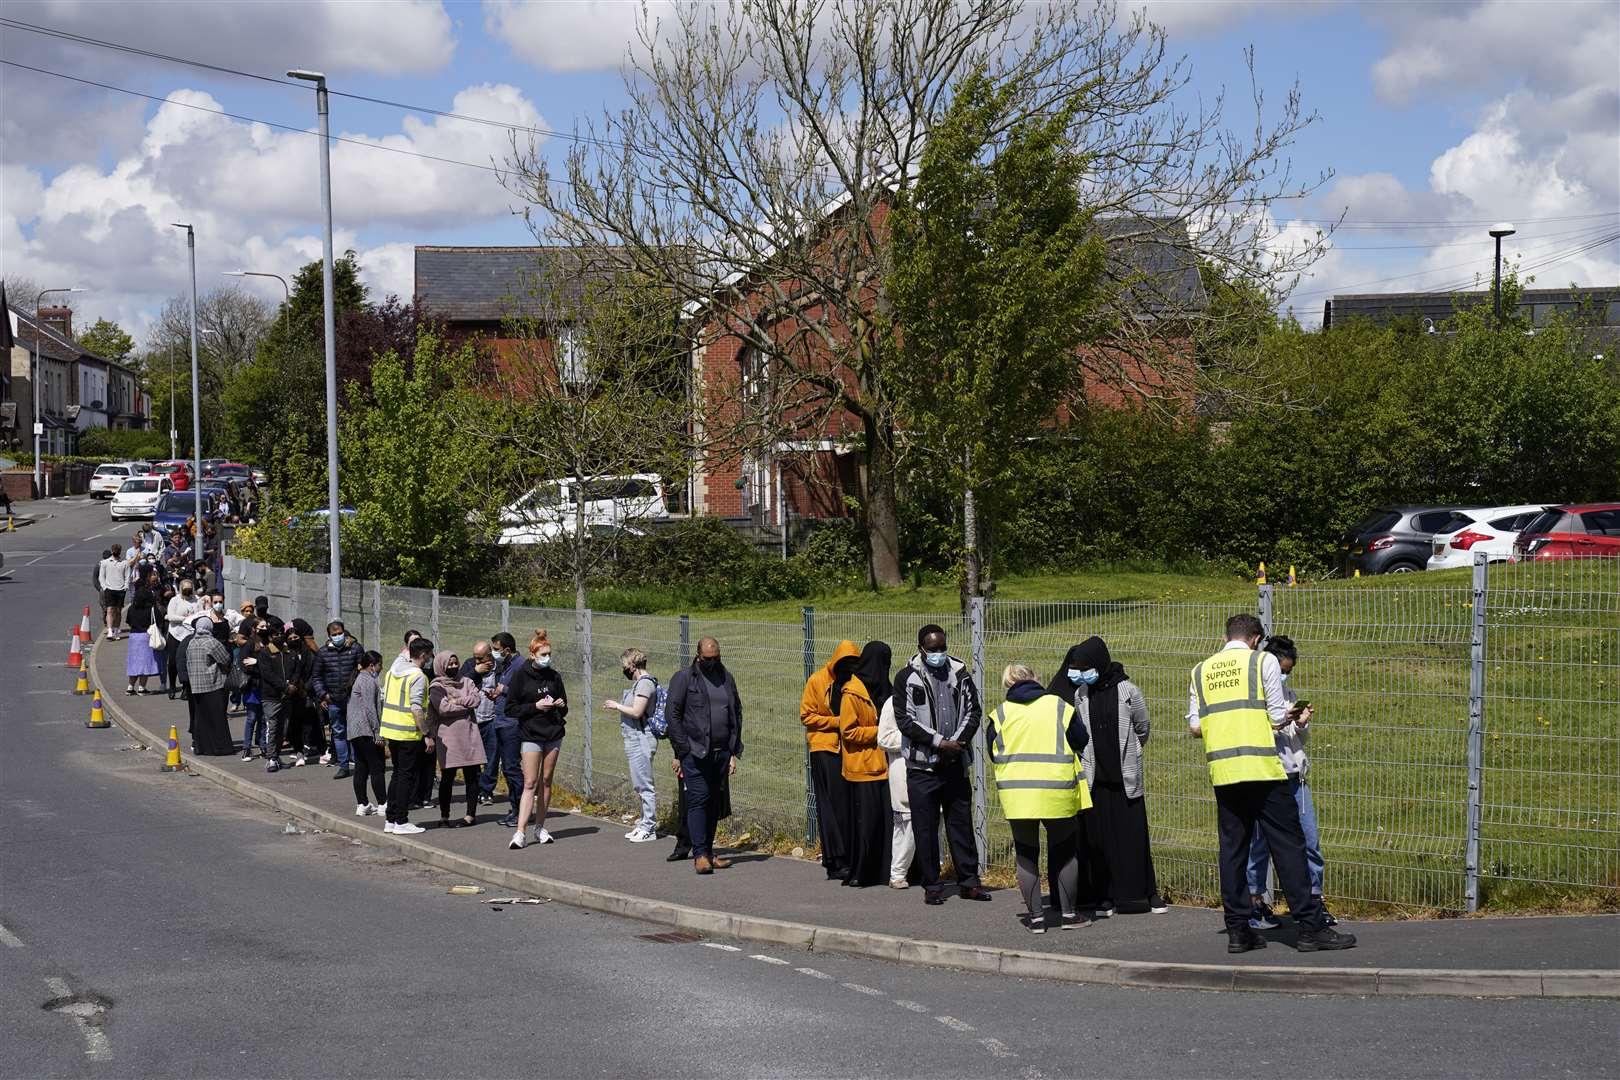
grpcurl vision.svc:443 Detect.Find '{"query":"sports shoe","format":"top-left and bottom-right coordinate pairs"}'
top-left (478, 794), bottom-right (494, 806)
top-left (1228, 928), bottom-right (1268, 954)
top-left (393, 822), bottom-right (425, 836)
top-left (1319, 904), bottom-right (1339, 927)
top-left (1026, 917), bottom-right (1046, 935)
top-left (1093, 905), bottom-right (1115, 918)
top-left (536, 828), bottom-right (555, 844)
top-left (333, 769), bottom-right (352, 780)
top-left (1058, 912), bottom-right (1093, 930)
top-left (383, 822), bottom-right (397, 834)
top-left (959, 886), bottom-right (992, 901)
top-left (497, 813), bottom-right (518, 828)
top-left (292, 755), bottom-right (306, 768)
top-left (319, 752), bottom-right (332, 765)
top-left (1149, 896), bottom-right (1170, 914)
top-left (509, 830), bottom-right (527, 850)
top-left (265, 761), bottom-right (282, 773)
top-left (627, 828), bottom-right (657, 843)
top-left (240, 752), bottom-right (254, 762)
top-left (888, 880), bottom-right (908, 890)
top-left (1296, 926), bottom-right (1356, 952)
top-left (366, 804), bottom-right (382, 816)
top-left (1249, 900), bottom-right (1280, 930)
top-left (355, 804), bottom-right (370, 816)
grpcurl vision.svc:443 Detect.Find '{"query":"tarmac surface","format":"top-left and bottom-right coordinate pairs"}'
top-left (5, 494), bottom-right (1618, 1079)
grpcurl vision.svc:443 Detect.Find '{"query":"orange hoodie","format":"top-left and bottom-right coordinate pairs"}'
top-left (837, 676), bottom-right (886, 782)
top-left (801, 639), bottom-right (860, 753)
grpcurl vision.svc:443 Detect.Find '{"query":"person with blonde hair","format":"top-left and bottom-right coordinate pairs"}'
top-left (506, 629), bottom-right (568, 849)
top-left (602, 646), bottom-right (660, 843)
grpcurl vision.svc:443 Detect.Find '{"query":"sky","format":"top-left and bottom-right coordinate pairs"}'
top-left (1, 0), bottom-right (1616, 342)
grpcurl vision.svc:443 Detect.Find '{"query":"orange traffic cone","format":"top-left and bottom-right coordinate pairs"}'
top-left (86, 689), bottom-right (110, 729)
top-left (74, 659), bottom-right (90, 695)
top-left (67, 630), bottom-right (83, 669)
top-left (161, 725), bottom-right (183, 772)
top-left (79, 606), bottom-right (93, 642)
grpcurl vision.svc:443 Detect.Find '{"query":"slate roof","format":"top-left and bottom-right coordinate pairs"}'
top-left (1092, 216), bottom-right (1208, 315)
top-left (414, 246), bottom-right (630, 323)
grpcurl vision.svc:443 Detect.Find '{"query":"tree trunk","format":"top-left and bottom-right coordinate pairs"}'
top-left (863, 414), bottom-right (903, 589)
top-left (962, 454), bottom-right (981, 601)
top-left (573, 479), bottom-right (588, 618)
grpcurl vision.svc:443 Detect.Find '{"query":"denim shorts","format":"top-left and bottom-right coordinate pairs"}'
top-left (521, 738), bottom-right (562, 756)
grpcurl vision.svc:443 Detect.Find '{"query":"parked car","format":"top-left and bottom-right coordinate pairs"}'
top-left (1513, 503), bottom-right (1620, 561)
top-left (151, 461), bottom-right (194, 491)
top-left (199, 458), bottom-right (231, 478)
top-left (249, 465), bottom-right (269, 486)
top-left (211, 462), bottom-right (253, 481)
top-left (153, 490), bottom-right (220, 532)
top-left (494, 474), bottom-right (668, 546)
top-left (109, 476), bottom-right (174, 520)
top-left (89, 462), bottom-right (144, 498)
top-left (1426, 505), bottom-right (1550, 571)
top-left (1339, 505), bottom-right (1481, 575)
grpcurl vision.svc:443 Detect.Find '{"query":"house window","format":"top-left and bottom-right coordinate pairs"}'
top-left (557, 325), bottom-right (587, 387)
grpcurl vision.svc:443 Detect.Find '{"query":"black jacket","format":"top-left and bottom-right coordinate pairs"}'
top-left (310, 639), bottom-right (365, 702)
top-left (251, 644), bottom-right (296, 702)
top-left (667, 661), bottom-right (744, 762)
top-left (506, 662), bottom-right (568, 744)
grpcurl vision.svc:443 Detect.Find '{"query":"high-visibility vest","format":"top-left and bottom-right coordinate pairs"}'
top-left (1193, 647), bottom-right (1287, 786)
top-left (989, 696), bottom-right (1091, 819)
top-left (380, 665), bottom-right (425, 742)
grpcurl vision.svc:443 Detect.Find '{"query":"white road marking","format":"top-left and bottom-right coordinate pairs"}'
top-left (794, 967), bottom-right (832, 980)
top-left (841, 982), bottom-right (884, 996)
top-left (893, 999), bottom-right (929, 1013)
top-left (980, 1038), bottom-right (1017, 1059)
top-left (0, 921), bottom-right (23, 948)
top-left (81, 535), bottom-right (101, 542)
top-left (701, 942), bottom-right (741, 952)
top-left (748, 954), bottom-right (789, 965)
top-left (935, 1015), bottom-right (976, 1033)
top-left (43, 977), bottom-right (111, 1062)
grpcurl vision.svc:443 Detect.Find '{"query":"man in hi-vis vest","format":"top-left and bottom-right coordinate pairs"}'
top-left (381, 637), bottom-right (436, 835)
top-left (1188, 614), bottom-right (1356, 954)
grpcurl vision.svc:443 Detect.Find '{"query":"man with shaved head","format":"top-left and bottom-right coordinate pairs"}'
top-left (666, 636), bottom-right (744, 875)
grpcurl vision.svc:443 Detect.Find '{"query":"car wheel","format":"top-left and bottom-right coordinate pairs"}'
top-left (1386, 561), bottom-right (1420, 574)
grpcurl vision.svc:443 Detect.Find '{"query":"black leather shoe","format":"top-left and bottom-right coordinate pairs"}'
top-left (667, 847), bottom-right (691, 862)
top-left (1297, 926), bottom-right (1357, 951)
top-left (924, 891), bottom-right (945, 906)
top-left (959, 886), bottom-right (993, 901)
top-left (332, 769), bottom-right (352, 780)
top-left (1228, 929), bottom-right (1268, 954)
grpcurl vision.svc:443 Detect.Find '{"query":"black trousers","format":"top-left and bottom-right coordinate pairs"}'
top-left (809, 750), bottom-right (852, 877)
top-left (385, 739), bottom-right (424, 824)
top-left (438, 764), bottom-right (479, 819)
top-left (1215, 779), bottom-right (1324, 933)
top-left (906, 764), bottom-right (979, 891)
top-left (412, 742), bottom-right (438, 805)
top-left (350, 735), bottom-right (386, 806)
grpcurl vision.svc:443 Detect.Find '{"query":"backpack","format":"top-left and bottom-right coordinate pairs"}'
top-left (644, 677), bottom-right (669, 738)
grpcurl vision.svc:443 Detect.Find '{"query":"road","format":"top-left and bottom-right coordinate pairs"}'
top-left (2, 497), bottom-right (1616, 1079)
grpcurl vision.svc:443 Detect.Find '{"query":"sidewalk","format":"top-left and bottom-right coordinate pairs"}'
top-left (90, 639), bottom-right (1619, 997)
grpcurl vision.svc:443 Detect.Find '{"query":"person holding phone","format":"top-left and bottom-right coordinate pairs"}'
top-left (1246, 635), bottom-right (1335, 928)
top-left (506, 629), bottom-right (568, 850)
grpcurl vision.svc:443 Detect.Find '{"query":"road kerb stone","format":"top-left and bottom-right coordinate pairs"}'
top-left (1541, 971), bottom-right (1620, 998)
top-left (1375, 968), bottom-right (1545, 998)
top-left (996, 950), bottom-right (1121, 986)
top-left (1114, 962), bottom-right (1236, 992)
top-left (1232, 965), bottom-right (1378, 996)
top-left (813, 926), bottom-right (906, 962)
top-left (897, 938), bottom-right (1004, 975)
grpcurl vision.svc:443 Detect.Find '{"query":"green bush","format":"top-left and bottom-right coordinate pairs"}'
top-left (77, 429), bottom-right (169, 461)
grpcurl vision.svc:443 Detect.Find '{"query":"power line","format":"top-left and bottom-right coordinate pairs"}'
top-left (1287, 211), bottom-right (1619, 230)
top-left (1329, 222), bottom-right (1619, 251)
top-left (1288, 229), bottom-right (1620, 301)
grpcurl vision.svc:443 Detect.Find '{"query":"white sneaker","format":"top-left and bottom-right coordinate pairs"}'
top-left (356, 804), bottom-right (370, 816)
top-left (394, 822), bottom-right (425, 835)
top-left (293, 755), bottom-right (306, 768)
top-left (627, 828), bottom-right (657, 843)
top-left (1094, 906), bottom-right (1115, 918)
top-left (509, 830), bottom-right (527, 850)
top-left (240, 753), bottom-right (254, 762)
top-left (319, 752), bottom-right (333, 765)
top-left (367, 804), bottom-right (382, 817)
top-left (537, 828), bottom-right (555, 844)
top-left (383, 822), bottom-right (397, 834)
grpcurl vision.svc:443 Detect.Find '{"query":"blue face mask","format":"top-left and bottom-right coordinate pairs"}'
top-left (491, 649), bottom-right (505, 662)
top-left (924, 651), bottom-right (948, 669)
top-left (1279, 672), bottom-right (1290, 683)
top-left (330, 633), bottom-right (346, 646)
top-left (1066, 668), bottom-right (1083, 684)
top-left (1077, 668), bottom-right (1100, 685)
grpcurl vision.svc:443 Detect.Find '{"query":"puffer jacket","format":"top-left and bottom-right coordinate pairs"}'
top-left (310, 638), bottom-right (365, 703)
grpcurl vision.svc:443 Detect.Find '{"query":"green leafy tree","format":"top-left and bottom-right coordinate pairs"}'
top-left (77, 318), bottom-right (135, 362)
top-left (887, 70), bottom-right (1106, 598)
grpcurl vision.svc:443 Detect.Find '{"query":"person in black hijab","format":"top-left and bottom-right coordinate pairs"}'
top-left (1049, 636), bottom-right (1164, 916)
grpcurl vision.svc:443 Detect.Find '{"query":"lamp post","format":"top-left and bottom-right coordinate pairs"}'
top-left (1489, 223), bottom-right (1516, 332)
top-left (224, 270), bottom-right (291, 340)
top-left (171, 223), bottom-right (205, 530)
top-left (31, 286), bottom-right (83, 495)
top-left (169, 343), bottom-right (179, 460)
top-left (288, 67), bottom-right (342, 621)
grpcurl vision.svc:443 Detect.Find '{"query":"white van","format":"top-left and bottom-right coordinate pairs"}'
top-left (496, 474), bottom-right (667, 546)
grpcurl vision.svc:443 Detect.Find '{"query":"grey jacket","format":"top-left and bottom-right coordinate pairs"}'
top-left (1069, 679), bottom-right (1151, 799)
top-left (896, 653), bottom-right (983, 772)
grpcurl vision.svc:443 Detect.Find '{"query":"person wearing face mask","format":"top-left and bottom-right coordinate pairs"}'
top-left (835, 641), bottom-right (893, 887)
top-left (506, 629), bottom-right (569, 849)
top-left (483, 632), bottom-right (526, 827)
top-left (184, 611), bottom-right (236, 756)
top-left (896, 624), bottom-right (988, 905)
top-left (601, 647), bottom-right (661, 843)
top-left (665, 637), bottom-right (743, 875)
top-left (123, 572), bottom-right (164, 696)
top-left (284, 619), bottom-right (321, 768)
top-left (164, 579), bottom-right (203, 701)
top-left (429, 651), bottom-right (488, 829)
top-left (800, 639), bottom-right (860, 880)
top-left (381, 636), bottom-right (437, 835)
top-left (249, 618), bottom-right (295, 772)
top-left (311, 619), bottom-right (365, 778)
top-left (1049, 637), bottom-right (1166, 917)
top-left (1246, 635), bottom-right (1334, 929)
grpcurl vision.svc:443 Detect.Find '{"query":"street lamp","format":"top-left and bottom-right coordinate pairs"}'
top-left (171, 223), bottom-right (205, 531)
top-left (223, 270), bottom-right (291, 340)
top-left (31, 286), bottom-right (84, 495)
top-left (288, 67), bottom-right (342, 622)
top-left (1489, 223), bottom-right (1516, 332)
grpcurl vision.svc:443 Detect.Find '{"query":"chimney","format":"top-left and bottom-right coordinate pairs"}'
top-left (38, 306), bottom-right (73, 341)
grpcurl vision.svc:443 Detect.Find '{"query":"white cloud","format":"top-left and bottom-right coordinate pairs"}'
top-left (1130, 0), bottom-right (1335, 36)
top-left (483, 0), bottom-right (661, 73)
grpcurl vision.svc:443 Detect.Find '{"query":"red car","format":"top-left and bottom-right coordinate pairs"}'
top-left (1513, 503), bottom-right (1620, 560)
top-left (152, 461), bottom-right (194, 491)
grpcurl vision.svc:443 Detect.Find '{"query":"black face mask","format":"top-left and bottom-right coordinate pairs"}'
top-left (698, 656), bottom-right (722, 674)
top-left (623, 667), bottom-right (636, 680)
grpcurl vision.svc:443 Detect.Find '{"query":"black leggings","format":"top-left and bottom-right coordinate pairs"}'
top-left (351, 736), bottom-right (386, 806)
top-left (439, 764), bottom-right (478, 820)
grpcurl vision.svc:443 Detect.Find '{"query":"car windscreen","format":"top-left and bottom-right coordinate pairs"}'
top-left (121, 479), bottom-right (163, 493)
top-left (1350, 510), bottom-right (1399, 534)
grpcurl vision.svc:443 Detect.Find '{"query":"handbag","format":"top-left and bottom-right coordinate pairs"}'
top-left (225, 660), bottom-right (249, 692)
top-left (147, 623), bottom-right (166, 650)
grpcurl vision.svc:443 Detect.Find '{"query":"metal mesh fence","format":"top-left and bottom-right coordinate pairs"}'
top-left (223, 555), bottom-right (1619, 911)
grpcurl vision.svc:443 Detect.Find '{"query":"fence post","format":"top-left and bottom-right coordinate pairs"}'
top-left (500, 598), bottom-right (510, 636)
top-left (679, 614), bottom-right (691, 668)
top-left (1465, 553), bottom-right (1489, 912)
top-left (1258, 582), bottom-right (1274, 636)
top-left (368, 579), bottom-right (382, 651)
top-left (581, 607), bottom-right (594, 801)
top-left (968, 595), bottom-right (989, 874)
top-left (430, 589), bottom-right (440, 645)
top-left (801, 606), bottom-right (817, 847)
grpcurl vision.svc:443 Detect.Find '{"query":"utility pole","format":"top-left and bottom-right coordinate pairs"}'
top-left (289, 67), bottom-right (343, 621)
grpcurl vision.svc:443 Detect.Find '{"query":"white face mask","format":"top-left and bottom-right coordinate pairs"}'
top-left (532, 653), bottom-right (552, 668)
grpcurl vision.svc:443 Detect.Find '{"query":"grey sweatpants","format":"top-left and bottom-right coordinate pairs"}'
top-left (1011, 817), bottom-right (1079, 920)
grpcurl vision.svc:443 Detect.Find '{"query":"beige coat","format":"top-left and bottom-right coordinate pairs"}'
top-left (875, 697), bottom-right (909, 815)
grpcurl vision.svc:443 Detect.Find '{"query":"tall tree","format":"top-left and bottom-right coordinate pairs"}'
top-left (887, 70), bottom-right (1105, 598)
top-left (506, 0), bottom-right (1327, 588)
top-left (76, 318), bottom-right (135, 362)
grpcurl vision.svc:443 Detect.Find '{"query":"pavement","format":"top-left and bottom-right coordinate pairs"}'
top-left (89, 612), bottom-right (1620, 997)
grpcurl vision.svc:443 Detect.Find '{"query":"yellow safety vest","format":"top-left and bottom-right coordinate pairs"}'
top-left (990, 696), bottom-right (1091, 820)
top-left (380, 665), bottom-right (426, 742)
top-left (1193, 647), bottom-right (1287, 786)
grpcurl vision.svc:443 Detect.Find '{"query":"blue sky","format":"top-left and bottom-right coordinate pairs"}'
top-left (2, 0), bottom-right (1615, 336)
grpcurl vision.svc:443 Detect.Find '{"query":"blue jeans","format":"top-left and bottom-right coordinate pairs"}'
top-left (241, 701), bottom-right (264, 754)
top-left (326, 701), bottom-right (351, 769)
top-left (1248, 774), bottom-right (1324, 898)
top-left (682, 750), bottom-right (730, 858)
top-left (621, 722), bottom-right (658, 832)
top-left (487, 721), bottom-right (524, 814)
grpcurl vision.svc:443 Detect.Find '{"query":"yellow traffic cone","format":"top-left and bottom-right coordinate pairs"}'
top-left (5, 515), bottom-right (12, 532)
top-left (1353, 567), bottom-right (1361, 579)
top-left (161, 725), bottom-right (183, 771)
top-left (1288, 565), bottom-right (1297, 588)
top-left (86, 690), bottom-right (110, 729)
top-left (74, 660), bottom-right (90, 695)
top-left (1257, 561), bottom-right (1267, 586)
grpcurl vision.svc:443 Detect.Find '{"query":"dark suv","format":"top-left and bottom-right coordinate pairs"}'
top-left (1340, 505), bottom-right (1480, 575)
